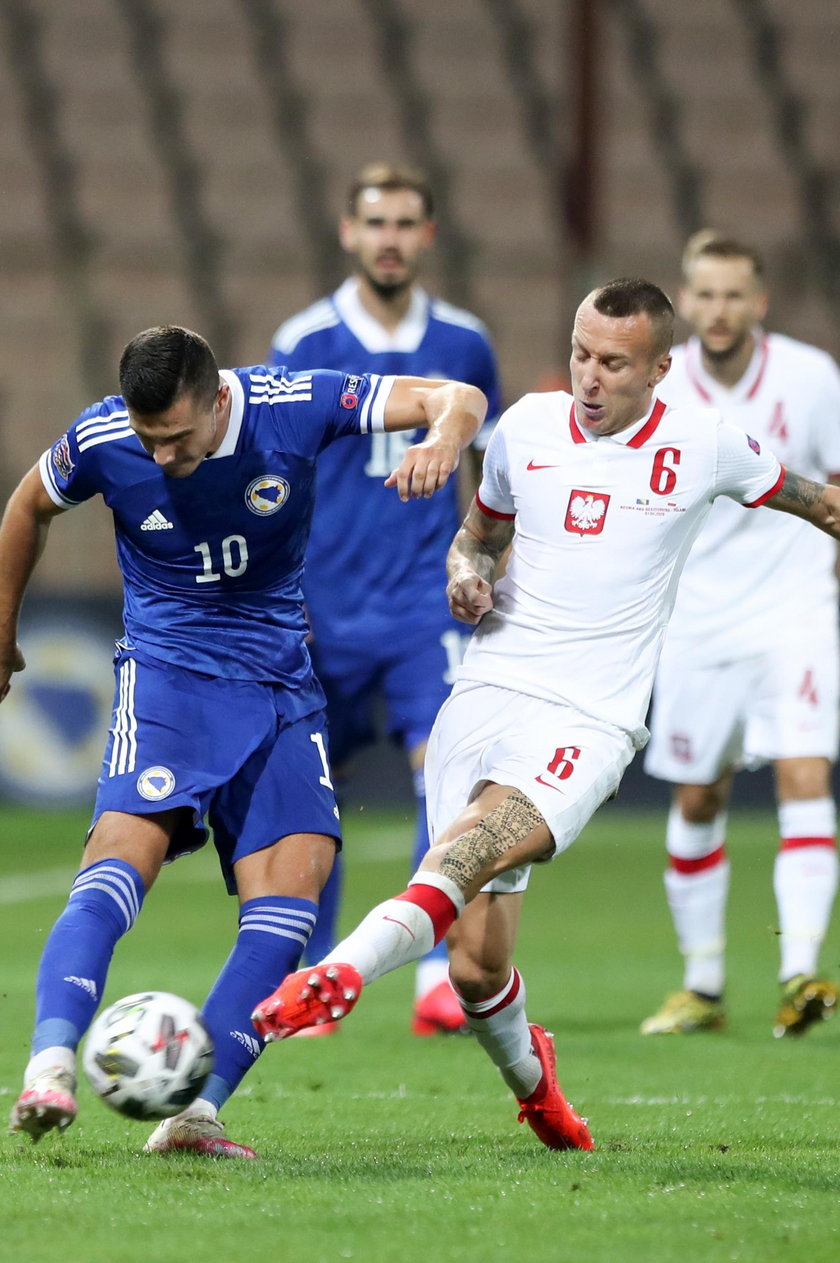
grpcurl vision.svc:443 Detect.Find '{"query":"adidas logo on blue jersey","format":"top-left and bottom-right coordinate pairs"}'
top-left (140, 510), bottom-right (174, 531)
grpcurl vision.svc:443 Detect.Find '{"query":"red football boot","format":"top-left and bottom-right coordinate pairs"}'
top-left (411, 979), bottom-right (469, 1036)
top-left (252, 963), bottom-right (363, 1040)
top-left (515, 1025), bottom-right (595, 1150)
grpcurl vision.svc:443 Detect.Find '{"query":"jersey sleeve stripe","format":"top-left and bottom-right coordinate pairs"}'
top-left (77, 409), bottom-right (128, 436)
top-left (430, 298), bottom-right (489, 335)
top-left (38, 450), bottom-right (81, 507)
top-left (249, 373), bottom-right (313, 387)
top-left (271, 302), bottom-right (339, 354)
top-left (77, 425), bottom-right (134, 452)
top-left (360, 374), bottom-right (395, 433)
top-left (475, 490), bottom-right (515, 519)
top-left (743, 464), bottom-right (784, 508)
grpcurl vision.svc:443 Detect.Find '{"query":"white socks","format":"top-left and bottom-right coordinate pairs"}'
top-left (665, 862), bottom-right (730, 997)
top-left (775, 798), bottom-right (838, 981)
top-left (458, 969), bottom-right (541, 1099)
top-left (664, 796), bottom-right (839, 993)
top-left (322, 872), bottom-right (464, 985)
top-left (665, 806), bottom-right (729, 997)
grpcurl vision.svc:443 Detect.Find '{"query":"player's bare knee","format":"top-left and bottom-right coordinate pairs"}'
top-left (676, 782), bottom-right (729, 824)
top-left (447, 939), bottom-right (509, 1002)
top-left (774, 756), bottom-right (831, 802)
top-left (450, 963), bottom-right (509, 1004)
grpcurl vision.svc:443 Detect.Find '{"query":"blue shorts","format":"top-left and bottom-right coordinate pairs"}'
top-left (92, 647), bottom-right (341, 893)
top-left (309, 621), bottom-right (470, 764)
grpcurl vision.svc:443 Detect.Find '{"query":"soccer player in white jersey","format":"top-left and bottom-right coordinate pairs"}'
top-left (0, 325), bottom-right (486, 1156)
top-left (641, 235), bottom-right (840, 1039)
top-left (267, 163), bottom-right (502, 1037)
top-left (253, 278), bottom-right (840, 1150)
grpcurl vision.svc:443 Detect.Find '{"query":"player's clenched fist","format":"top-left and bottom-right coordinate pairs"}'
top-left (447, 572), bottom-right (494, 625)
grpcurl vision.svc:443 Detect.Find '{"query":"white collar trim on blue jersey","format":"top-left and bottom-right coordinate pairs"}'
top-left (333, 277), bottom-right (430, 353)
top-left (210, 370), bottom-right (245, 458)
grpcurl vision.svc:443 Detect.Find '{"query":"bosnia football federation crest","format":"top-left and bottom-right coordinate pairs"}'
top-left (245, 475), bottom-right (290, 516)
top-left (136, 766), bottom-right (176, 801)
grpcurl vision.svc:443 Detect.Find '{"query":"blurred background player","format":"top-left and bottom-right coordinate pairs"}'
top-left (642, 233), bottom-right (840, 1038)
top-left (267, 162), bottom-right (502, 1036)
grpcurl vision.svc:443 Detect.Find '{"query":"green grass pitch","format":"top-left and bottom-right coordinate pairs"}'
top-left (1, 801), bottom-right (838, 1262)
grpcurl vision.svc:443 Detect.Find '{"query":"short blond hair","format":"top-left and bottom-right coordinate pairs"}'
top-left (346, 162), bottom-right (434, 219)
top-left (682, 231), bottom-right (765, 283)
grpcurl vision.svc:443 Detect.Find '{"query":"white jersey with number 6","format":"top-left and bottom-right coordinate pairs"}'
top-left (456, 390), bottom-right (783, 744)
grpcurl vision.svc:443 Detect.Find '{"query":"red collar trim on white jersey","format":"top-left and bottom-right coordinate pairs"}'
top-left (745, 335), bottom-right (770, 399)
top-left (626, 398), bottom-right (667, 447)
top-left (569, 402), bottom-right (586, 444)
top-left (568, 398), bottom-right (666, 447)
top-left (685, 333), bottom-right (769, 402)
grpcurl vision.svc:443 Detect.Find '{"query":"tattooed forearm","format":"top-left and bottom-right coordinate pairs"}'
top-left (438, 790), bottom-right (546, 891)
top-left (768, 469), bottom-right (840, 539)
top-left (776, 469), bottom-right (824, 510)
top-left (447, 512), bottom-right (513, 586)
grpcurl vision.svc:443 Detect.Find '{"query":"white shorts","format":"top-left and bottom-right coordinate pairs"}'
top-left (425, 681), bottom-right (635, 894)
top-left (645, 634), bottom-right (840, 784)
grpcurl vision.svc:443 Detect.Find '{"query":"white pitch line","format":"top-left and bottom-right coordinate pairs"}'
top-left (0, 867), bottom-right (78, 905)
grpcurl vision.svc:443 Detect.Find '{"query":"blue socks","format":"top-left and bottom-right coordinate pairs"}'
top-left (32, 859), bottom-right (145, 1054)
top-left (30, 863), bottom-right (321, 1119)
top-left (199, 896), bottom-right (317, 1110)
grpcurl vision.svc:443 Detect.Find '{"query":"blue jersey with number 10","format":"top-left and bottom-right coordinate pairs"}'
top-left (39, 366), bottom-right (394, 688)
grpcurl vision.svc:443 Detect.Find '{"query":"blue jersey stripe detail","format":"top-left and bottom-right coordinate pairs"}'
top-left (108, 657), bottom-right (137, 777)
top-left (38, 451), bottom-right (80, 507)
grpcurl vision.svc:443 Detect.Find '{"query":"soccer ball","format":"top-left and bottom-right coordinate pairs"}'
top-left (82, 991), bottom-right (214, 1120)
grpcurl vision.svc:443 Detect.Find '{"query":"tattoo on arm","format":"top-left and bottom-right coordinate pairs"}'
top-left (768, 468), bottom-right (840, 539)
top-left (448, 510), bottom-right (514, 586)
top-left (776, 468), bottom-right (824, 510)
top-left (438, 790), bottom-right (547, 891)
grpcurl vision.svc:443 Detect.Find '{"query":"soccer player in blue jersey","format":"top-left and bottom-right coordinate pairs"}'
top-left (268, 162), bottom-right (502, 1036)
top-left (1, 325), bottom-right (486, 1156)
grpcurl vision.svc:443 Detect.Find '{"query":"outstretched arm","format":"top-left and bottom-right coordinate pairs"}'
top-left (765, 468), bottom-right (840, 538)
top-left (381, 377), bottom-right (488, 501)
top-left (446, 500), bottom-right (514, 625)
top-left (0, 465), bottom-right (66, 701)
